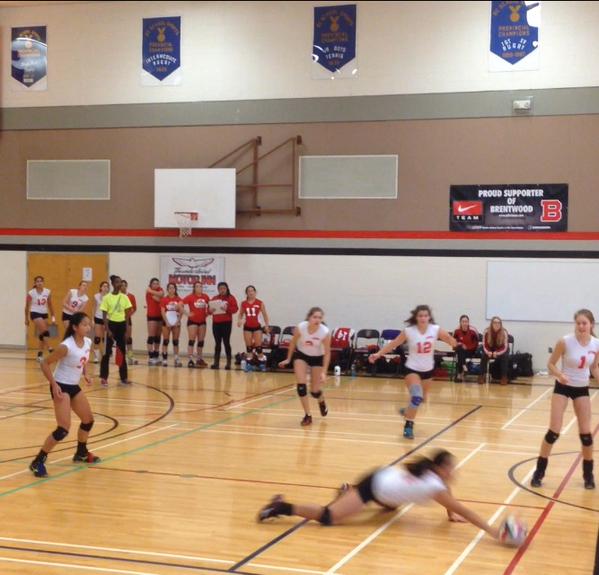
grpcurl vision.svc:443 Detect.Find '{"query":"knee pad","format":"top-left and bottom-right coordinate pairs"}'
top-left (52, 426), bottom-right (69, 441)
top-left (80, 420), bottom-right (94, 432)
top-left (126, 337), bottom-right (132, 346)
top-left (188, 340), bottom-right (196, 348)
top-left (246, 346), bottom-right (253, 353)
top-left (580, 433), bottom-right (593, 447)
top-left (39, 333), bottom-right (45, 341)
top-left (310, 390), bottom-right (322, 399)
top-left (297, 383), bottom-right (307, 397)
top-left (94, 336), bottom-right (101, 345)
top-left (409, 383), bottom-right (424, 409)
top-left (172, 339), bottom-right (179, 347)
top-left (256, 346), bottom-right (263, 354)
top-left (198, 340), bottom-right (204, 348)
top-left (545, 429), bottom-right (560, 444)
top-left (319, 506), bottom-right (332, 526)
top-left (147, 336), bottom-right (154, 345)
top-left (43, 331), bottom-right (50, 338)
top-left (162, 339), bottom-right (170, 347)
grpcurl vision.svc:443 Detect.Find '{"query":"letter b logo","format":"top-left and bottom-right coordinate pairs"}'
top-left (540, 200), bottom-right (562, 222)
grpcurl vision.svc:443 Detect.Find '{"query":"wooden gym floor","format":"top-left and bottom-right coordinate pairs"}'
top-left (0, 351), bottom-right (597, 575)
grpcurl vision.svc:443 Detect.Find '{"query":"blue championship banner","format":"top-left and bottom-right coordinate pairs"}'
top-left (490, 1), bottom-right (540, 70)
top-left (11, 26), bottom-right (47, 90)
top-left (142, 16), bottom-right (181, 85)
top-left (450, 184), bottom-right (568, 232)
top-left (313, 4), bottom-right (356, 75)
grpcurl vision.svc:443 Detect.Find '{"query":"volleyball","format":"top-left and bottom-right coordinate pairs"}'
top-left (499, 515), bottom-right (528, 547)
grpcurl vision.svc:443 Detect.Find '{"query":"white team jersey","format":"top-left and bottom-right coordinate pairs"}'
top-left (53, 336), bottom-right (92, 386)
top-left (296, 321), bottom-right (330, 357)
top-left (372, 467), bottom-right (447, 508)
top-left (28, 288), bottom-right (51, 314)
top-left (63, 289), bottom-right (89, 315)
top-left (94, 293), bottom-right (106, 319)
top-left (561, 333), bottom-right (599, 387)
top-left (405, 324), bottom-right (440, 372)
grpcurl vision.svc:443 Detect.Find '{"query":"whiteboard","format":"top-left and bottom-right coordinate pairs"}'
top-left (154, 169), bottom-right (235, 229)
top-left (486, 260), bottom-right (599, 323)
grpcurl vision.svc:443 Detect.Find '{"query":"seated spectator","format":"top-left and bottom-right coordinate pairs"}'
top-left (479, 316), bottom-right (509, 385)
top-left (452, 315), bottom-right (479, 382)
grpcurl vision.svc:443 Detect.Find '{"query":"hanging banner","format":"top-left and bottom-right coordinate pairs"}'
top-left (142, 16), bottom-right (181, 86)
top-left (489, 1), bottom-right (540, 71)
top-left (450, 184), bottom-right (568, 232)
top-left (11, 26), bottom-right (47, 91)
top-left (312, 4), bottom-right (357, 79)
top-left (160, 255), bottom-right (225, 299)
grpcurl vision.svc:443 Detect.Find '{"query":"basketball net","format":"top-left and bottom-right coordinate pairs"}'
top-left (174, 211), bottom-right (198, 238)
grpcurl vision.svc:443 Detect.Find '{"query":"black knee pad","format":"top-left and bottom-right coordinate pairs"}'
top-left (147, 336), bottom-right (154, 345)
top-left (198, 340), bottom-right (204, 348)
top-left (188, 340), bottom-right (196, 348)
top-left (256, 346), bottom-right (263, 354)
top-left (297, 383), bottom-right (307, 397)
top-left (545, 429), bottom-right (560, 444)
top-left (162, 339), bottom-right (170, 347)
top-left (52, 426), bottom-right (69, 441)
top-left (580, 433), bottom-right (593, 447)
top-left (42, 331), bottom-right (50, 338)
top-left (94, 336), bottom-right (101, 345)
top-left (319, 506), bottom-right (332, 526)
top-left (310, 390), bottom-right (323, 399)
top-left (172, 339), bottom-right (179, 347)
top-left (126, 337), bottom-right (132, 346)
top-left (39, 333), bottom-right (45, 341)
top-left (80, 420), bottom-right (94, 432)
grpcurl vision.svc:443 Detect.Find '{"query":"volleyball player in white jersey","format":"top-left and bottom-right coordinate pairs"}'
top-left (370, 305), bottom-right (456, 439)
top-left (258, 449), bottom-right (499, 541)
top-left (61, 281), bottom-right (89, 330)
top-left (92, 281), bottom-right (109, 363)
top-left (29, 312), bottom-right (99, 478)
top-left (25, 275), bottom-right (56, 362)
top-left (531, 309), bottom-right (599, 490)
top-left (279, 307), bottom-right (331, 426)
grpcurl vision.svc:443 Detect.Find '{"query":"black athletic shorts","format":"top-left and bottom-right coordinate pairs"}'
top-left (554, 381), bottom-right (590, 400)
top-left (62, 312), bottom-right (72, 322)
top-left (147, 316), bottom-right (163, 323)
top-left (404, 367), bottom-right (435, 380)
top-left (293, 351), bottom-right (324, 367)
top-left (243, 325), bottom-right (263, 333)
top-left (50, 382), bottom-right (82, 399)
top-left (187, 320), bottom-right (206, 327)
top-left (355, 470), bottom-right (397, 510)
top-left (30, 312), bottom-right (48, 321)
top-left (94, 317), bottom-right (104, 326)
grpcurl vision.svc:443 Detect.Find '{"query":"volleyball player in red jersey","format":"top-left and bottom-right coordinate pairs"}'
top-left (121, 280), bottom-right (138, 365)
top-left (183, 282), bottom-right (210, 368)
top-left (209, 282), bottom-right (238, 370)
top-left (238, 285), bottom-right (270, 370)
top-left (145, 278), bottom-right (164, 365)
top-left (160, 283), bottom-right (183, 367)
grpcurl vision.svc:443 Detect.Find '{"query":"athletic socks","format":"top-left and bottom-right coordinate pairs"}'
top-left (75, 441), bottom-right (88, 458)
top-left (32, 449), bottom-right (47, 465)
top-left (536, 456), bottom-right (548, 475)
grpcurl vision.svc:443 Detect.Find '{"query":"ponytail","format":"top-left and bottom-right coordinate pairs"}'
top-left (63, 312), bottom-right (89, 341)
top-left (405, 449), bottom-right (454, 477)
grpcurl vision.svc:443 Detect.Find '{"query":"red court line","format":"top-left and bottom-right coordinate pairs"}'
top-left (503, 422), bottom-right (599, 575)
top-left (2, 228), bottom-right (599, 240)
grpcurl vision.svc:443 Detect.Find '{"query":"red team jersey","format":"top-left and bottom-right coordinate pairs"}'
top-left (146, 289), bottom-right (164, 317)
top-left (183, 293), bottom-right (210, 323)
top-left (127, 293), bottom-right (137, 314)
top-left (160, 296), bottom-right (182, 312)
top-left (241, 299), bottom-right (263, 329)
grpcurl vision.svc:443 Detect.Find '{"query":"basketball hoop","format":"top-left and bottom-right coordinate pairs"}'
top-left (174, 211), bottom-right (199, 238)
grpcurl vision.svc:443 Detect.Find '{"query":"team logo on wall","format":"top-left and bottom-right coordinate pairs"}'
top-left (11, 26), bottom-right (47, 91)
top-left (489, 1), bottom-right (540, 71)
top-left (160, 255), bottom-right (224, 298)
top-left (312, 4), bottom-right (357, 75)
top-left (142, 16), bottom-right (181, 85)
top-left (450, 184), bottom-right (568, 232)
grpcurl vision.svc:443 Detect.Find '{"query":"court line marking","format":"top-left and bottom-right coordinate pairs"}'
top-left (323, 442), bottom-right (486, 575)
top-left (0, 424), bottom-right (177, 481)
top-left (224, 385), bottom-right (295, 410)
top-left (501, 388), bottom-right (552, 430)
top-left (0, 556), bottom-right (163, 575)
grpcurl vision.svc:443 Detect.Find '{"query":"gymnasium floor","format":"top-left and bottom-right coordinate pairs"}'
top-left (0, 351), bottom-right (597, 575)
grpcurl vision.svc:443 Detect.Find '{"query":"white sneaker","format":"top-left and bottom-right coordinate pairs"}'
top-left (162, 359), bottom-right (168, 367)
top-left (174, 358), bottom-right (182, 368)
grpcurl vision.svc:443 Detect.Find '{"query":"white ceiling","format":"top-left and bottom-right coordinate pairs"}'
top-left (0, 1), bottom-right (98, 6)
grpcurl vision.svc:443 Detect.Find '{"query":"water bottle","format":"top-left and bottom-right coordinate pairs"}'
top-left (241, 359), bottom-right (247, 372)
top-left (334, 365), bottom-right (341, 376)
top-left (351, 362), bottom-right (357, 377)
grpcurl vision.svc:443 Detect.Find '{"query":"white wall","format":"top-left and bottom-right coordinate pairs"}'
top-left (1, 251), bottom-right (27, 347)
top-left (3, 1), bottom-right (599, 108)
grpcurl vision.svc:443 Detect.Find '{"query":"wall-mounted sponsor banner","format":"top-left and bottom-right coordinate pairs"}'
top-left (312, 4), bottom-right (357, 79)
top-left (489, 1), bottom-right (540, 72)
top-left (160, 255), bottom-right (225, 298)
top-left (450, 184), bottom-right (567, 232)
top-left (11, 26), bottom-right (47, 91)
top-left (142, 16), bottom-right (181, 86)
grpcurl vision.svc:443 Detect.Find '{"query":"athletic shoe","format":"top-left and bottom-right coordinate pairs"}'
top-left (197, 359), bottom-right (208, 368)
top-left (119, 379), bottom-right (132, 386)
top-left (73, 452), bottom-right (101, 464)
top-left (187, 359), bottom-right (195, 368)
top-left (211, 364), bottom-right (219, 370)
top-left (319, 401), bottom-right (328, 417)
top-left (257, 495), bottom-right (285, 522)
top-left (403, 425), bottom-right (414, 440)
top-left (36, 355), bottom-right (43, 364)
top-left (300, 414), bottom-right (313, 426)
top-left (29, 460), bottom-right (48, 477)
top-left (162, 360), bottom-right (168, 367)
top-left (127, 357), bottom-right (138, 366)
top-left (100, 378), bottom-right (108, 388)
top-left (454, 375), bottom-right (463, 383)
top-left (584, 474), bottom-right (596, 490)
top-left (530, 472), bottom-right (544, 488)
top-left (259, 363), bottom-right (267, 372)
top-left (174, 358), bottom-right (182, 368)
top-left (225, 362), bottom-right (232, 371)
